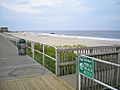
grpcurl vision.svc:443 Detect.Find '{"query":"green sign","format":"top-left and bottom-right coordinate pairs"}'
top-left (78, 55), bottom-right (94, 79)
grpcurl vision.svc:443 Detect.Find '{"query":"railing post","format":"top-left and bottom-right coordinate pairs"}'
top-left (13, 37), bottom-right (15, 45)
top-left (55, 48), bottom-right (60, 76)
top-left (31, 41), bottom-right (34, 59)
top-left (76, 56), bottom-right (80, 90)
top-left (43, 44), bottom-right (45, 66)
top-left (116, 52), bottom-right (120, 85)
top-left (90, 49), bottom-right (93, 54)
top-left (25, 39), bottom-right (27, 54)
top-left (15, 38), bottom-right (17, 46)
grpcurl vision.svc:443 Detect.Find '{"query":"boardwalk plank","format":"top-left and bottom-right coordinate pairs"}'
top-left (0, 75), bottom-right (74, 90)
top-left (0, 34), bottom-right (74, 90)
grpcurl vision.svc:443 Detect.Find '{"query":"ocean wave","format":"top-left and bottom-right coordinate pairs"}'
top-left (34, 32), bottom-right (120, 41)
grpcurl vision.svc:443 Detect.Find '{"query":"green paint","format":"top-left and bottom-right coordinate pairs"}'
top-left (78, 55), bottom-right (94, 79)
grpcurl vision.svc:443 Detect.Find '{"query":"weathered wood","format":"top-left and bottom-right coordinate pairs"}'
top-left (0, 34), bottom-right (74, 90)
top-left (57, 45), bottom-right (120, 76)
top-left (57, 45), bottom-right (120, 52)
top-left (0, 75), bottom-right (74, 90)
top-left (31, 41), bottom-right (34, 59)
top-left (116, 52), bottom-right (120, 85)
top-left (59, 61), bottom-right (76, 66)
top-left (43, 44), bottom-right (45, 66)
top-left (0, 35), bottom-right (52, 80)
top-left (88, 51), bottom-right (120, 56)
top-left (56, 49), bottom-right (60, 76)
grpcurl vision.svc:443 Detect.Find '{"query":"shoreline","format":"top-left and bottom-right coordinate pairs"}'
top-left (7, 32), bottom-right (120, 47)
top-left (36, 32), bottom-right (120, 41)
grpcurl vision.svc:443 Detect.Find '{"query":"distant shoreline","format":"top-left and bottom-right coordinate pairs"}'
top-left (7, 32), bottom-right (120, 47)
top-left (36, 32), bottom-right (120, 42)
top-left (15, 30), bottom-right (120, 40)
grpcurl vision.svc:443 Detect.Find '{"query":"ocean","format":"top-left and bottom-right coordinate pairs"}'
top-left (29, 30), bottom-right (120, 41)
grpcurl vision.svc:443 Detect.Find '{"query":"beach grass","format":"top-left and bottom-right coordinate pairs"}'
top-left (60, 51), bottom-right (76, 63)
top-left (34, 43), bottom-right (43, 51)
top-left (34, 51), bottom-right (43, 65)
top-left (44, 56), bottom-right (56, 73)
top-left (60, 64), bottom-right (76, 75)
top-left (27, 41), bottom-right (31, 47)
top-left (26, 43), bottom-right (82, 74)
top-left (28, 43), bottom-right (56, 73)
top-left (44, 45), bottom-right (56, 58)
top-left (17, 39), bottom-right (84, 75)
top-left (26, 48), bottom-right (32, 57)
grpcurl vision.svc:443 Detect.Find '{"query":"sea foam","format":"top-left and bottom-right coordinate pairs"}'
top-left (35, 32), bottom-right (120, 41)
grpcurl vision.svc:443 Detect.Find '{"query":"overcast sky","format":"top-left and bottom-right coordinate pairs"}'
top-left (0, 0), bottom-right (120, 31)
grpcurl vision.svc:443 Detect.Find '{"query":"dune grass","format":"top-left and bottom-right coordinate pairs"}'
top-left (26, 42), bottom-right (86, 75)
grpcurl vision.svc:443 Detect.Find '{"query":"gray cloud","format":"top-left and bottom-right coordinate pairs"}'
top-left (17, 1), bottom-right (29, 5)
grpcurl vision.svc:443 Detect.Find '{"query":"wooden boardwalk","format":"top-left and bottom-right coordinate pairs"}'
top-left (0, 34), bottom-right (74, 90)
top-left (0, 75), bottom-right (74, 90)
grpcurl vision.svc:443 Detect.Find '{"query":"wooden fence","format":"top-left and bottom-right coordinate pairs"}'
top-left (5, 35), bottom-right (57, 74)
top-left (57, 46), bottom-right (120, 76)
top-left (77, 55), bottom-right (120, 90)
top-left (4, 33), bottom-right (120, 77)
top-left (3, 33), bottom-right (120, 90)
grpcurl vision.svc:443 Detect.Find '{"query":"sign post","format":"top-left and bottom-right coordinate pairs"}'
top-left (77, 55), bottom-right (94, 90)
top-left (79, 55), bottom-right (94, 79)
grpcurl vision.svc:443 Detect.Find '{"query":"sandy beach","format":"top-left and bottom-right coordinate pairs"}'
top-left (8, 32), bottom-right (120, 47)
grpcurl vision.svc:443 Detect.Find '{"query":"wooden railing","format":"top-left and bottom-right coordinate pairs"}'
top-left (4, 34), bottom-right (57, 74)
top-left (3, 33), bottom-right (120, 77)
top-left (27, 42), bottom-right (57, 73)
top-left (77, 55), bottom-right (120, 90)
top-left (56, 45), bottom-right (120, 76)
